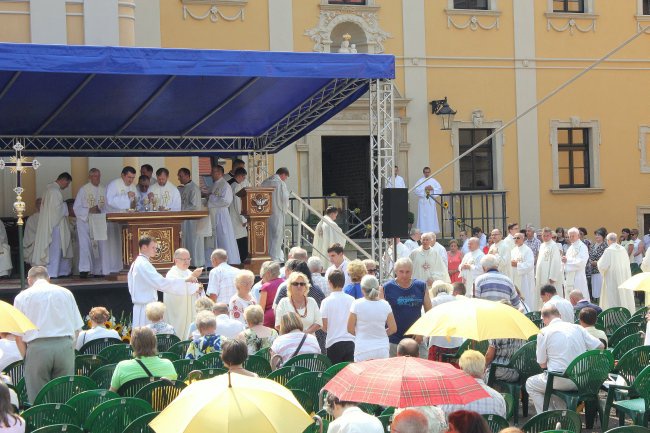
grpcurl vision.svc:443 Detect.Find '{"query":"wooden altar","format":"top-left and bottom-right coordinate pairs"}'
top-left (106, 210), bottom-right (208, 276)
top-left (237, 187), bottom-right (274, 274)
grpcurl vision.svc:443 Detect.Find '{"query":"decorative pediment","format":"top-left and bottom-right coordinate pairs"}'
top-left (305, 8), bottom-right (390, 53)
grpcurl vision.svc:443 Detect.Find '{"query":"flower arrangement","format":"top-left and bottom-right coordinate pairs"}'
top-left (443, 201), bottom-right (449, 209)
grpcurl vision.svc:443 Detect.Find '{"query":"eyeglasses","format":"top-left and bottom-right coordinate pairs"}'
top-left (366, 269), bottom-right (377, 274)
top-left (291, 282), bottom-right (307, 287)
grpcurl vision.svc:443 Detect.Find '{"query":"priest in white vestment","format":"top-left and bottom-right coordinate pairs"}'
top-left (410, 232), bottom-right (450, 286)
top-left (0, 220), bottom-right (11, 277)
top-left (106, 167), bottom-right (138, 273)
top-left (488, 229), bottom-right (512, 279)
top-left (460, 237), bottom-right (485, 296)
top-left (510, 232), bottom-right (538, 311)
top-left (73, 168), bottom-right (109, 277)
top-left (387, 166), bottom-right (406, 188)
top-left (32, 173), bottom-right (73, 278)
top-left (404, 228), bottom-right (421, 252)
top-left (23, 198), bottom-right (41, 267)
top-left (385, 237), bottom-right (411, 272)
top-left (136, 175), bottom-right (150, 211)
top-left (207, 165), bottom-right (241, 265)
top-left (178, 168), bottom-right (205, 269)
top-left (535, 227), bottom-right (564, 297)
top-left (165, 248), bottom-right (204, 336)
top-left (598, 233), bottom-right (636, 314)
top-left (147, 168), bottom-right (181, 211)
top-left (227, 167), bottom-right (250, 262)
top-left (562, 227), bottom-right (590, 300)
top-left (414, 167), bottom-right (442, 234)
top-left (128, 237), bottom-right (202, 328)
top-left (313, 206), bottom-right (346, 268)
top-left (261, 168), bottom-right (290, 262)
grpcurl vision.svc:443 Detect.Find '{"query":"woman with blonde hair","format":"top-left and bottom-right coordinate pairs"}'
top-left (229, 270), bottom-right (256, 325)
top-left (348, 275), bottom-right (396, 361)
top-left (343, 259), bottom-right (367, 299)
top-left (145, 302), bottom-right (176, 335)
top-left (274, 272), bottom-right (322, 336)
top-left (270, 312), bottom-right (321, 369)
top-left (237, 305), bottom-right (278, 355)
top-left (76, 306), bottom-right (120, 350)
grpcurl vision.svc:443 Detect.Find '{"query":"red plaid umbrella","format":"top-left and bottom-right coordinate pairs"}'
top-left (323, 357), bottom-right (489, 408)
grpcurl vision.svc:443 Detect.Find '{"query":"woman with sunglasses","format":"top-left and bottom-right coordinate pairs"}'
top-left (274, 272), bottom-right (322, 337)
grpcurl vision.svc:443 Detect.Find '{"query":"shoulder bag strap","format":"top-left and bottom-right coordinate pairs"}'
top-left (135, 358), bottom-right (154, 377)
top-left (290, 333), bottom-right (308, 359)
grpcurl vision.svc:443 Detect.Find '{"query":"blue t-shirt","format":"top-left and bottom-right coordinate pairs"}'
top-left (343, 282), bottom-right (363, 299)
top-left (383, 279), bottom-right (426, 344)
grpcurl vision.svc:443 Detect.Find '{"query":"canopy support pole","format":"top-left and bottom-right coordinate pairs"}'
top-left (369, 79), bottom-right (395, 280)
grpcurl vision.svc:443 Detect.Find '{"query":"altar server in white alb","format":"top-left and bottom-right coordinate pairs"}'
top-left (261, 167), bottom-right (290, 262)
top-left (562, 227), bottom-right (590, 300)
top-left (598, 233), bottom-right (636, 314)
top-left (535, 227), bottom-right (564, 297)
top-left (165, 248), bottom-right (204, 337)
top-left (178, 168), bottom-right (205, 269)
top-left (459, 237), bottom-right (485, 296)
top-left (128, 236), bottom-right (202, 328)
top-left (0, 218), bottom-right (11, 277)
top-left (228, 166), bottom-right (250, 262)
top-left (387, 166), bottom-right (406, 188)
top-left (510, 232), bottom-right (537, 311)
top-left (414, 166), bottom-right (442, 234)
top-left (32, 172), bottom-right (73, 278)
top-left (23, 198), bottom-right (41, 267)
top-left (488, 229), bottom-right (512, 280)
top-left (73, 168), bottom-right (109, 278)
top-left (148, 168), bottom-right (181, 211)
top-left (312, 206), bottom-right (346, 269)
top-left (207, 165), bottom-right (240, 265)
top-left (106, 166), bottom-right (138, 273)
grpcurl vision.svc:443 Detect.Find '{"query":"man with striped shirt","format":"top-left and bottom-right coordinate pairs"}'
top-left (473, 254), bottom-right (524, 311)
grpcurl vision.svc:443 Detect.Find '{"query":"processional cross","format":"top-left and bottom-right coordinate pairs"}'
top-left (0, 141), bottom-right (40, 289)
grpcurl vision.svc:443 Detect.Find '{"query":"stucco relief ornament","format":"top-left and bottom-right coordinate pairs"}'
top-left (305, 9), bottom-right (390, 53)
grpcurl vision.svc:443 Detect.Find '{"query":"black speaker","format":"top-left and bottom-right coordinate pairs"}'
top-left (382, 188), bottom-right (409, 238)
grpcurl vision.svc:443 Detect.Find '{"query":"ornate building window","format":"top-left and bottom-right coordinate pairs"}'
top-left (445, 0), bottom-right (500, 31)
top-left (550, 119), bottom-right (602, 193)
top-left (553, 0), bottom-right (585, 13)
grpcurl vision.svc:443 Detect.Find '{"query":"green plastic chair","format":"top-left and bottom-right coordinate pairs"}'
top-left (65, 389), bottom-right (119, 428)
top-left (22, 403), bottom-right (80, 432)
top-left (2, 359), bottom-right (24, 385)
top-left (254, 347), bottom-right (271, 362)
top-left (31, 424), bottom-right (84, 433)
top-left (74, 354), bottom-right (107, 376)
top-left (302, 417), bottom-right (329, 433)
top-left (283, 354), bottom-right (332, 372)
top-left (197, 351), bottom-right (224, 369)
top-left (84, 397), bottom-right (153, 433)
top-left (324, 362), bottom-right (350, 377)
top-left (614, 346), bottom-right (650, 388)
top-left (14, 377), bottom-right (28, 409)
top-left (33, 375), bottom-right (98, 405)
top-left (502, 392), bottom-right (515, 421)
top-left (89, 363), bottom-right (117, 389)
top-left (543, 349), bottom-right (613, 429)
top-left (117, 377), bottom-right (161, 397)
top-left (605, 427), bottom-right (650, 433)
top-left (172, 358), bottom-right (205, 381)
top-left (285, 372), bottom-right (333, 414)
top-left (291, 388), bottom-right (314, 414)
top-left (167, 340), bottom-right (192, 358)
top-left (156, 334), bottom-right (181, 353)
top-left (122, 411), bottom-right (160, 433)
top-left (380, 407), bottom-right (395, 417)
top-left (630, 306), bottom-right (649, 321)
top-left (316, 409), bottom-right (334, 422)
top-left (612, 333), bottom-right (645, 361)
top-left (598, 307), bottom-right (632, 336)
top-left (133, 379), bottom-right (187, 412)
top-left (79, 337), bottom-right (123, 355)
top-left (198, 368), bottom-right (227, 379)
top-left (243, 355), bottom-right (272, 377)
top-left (358, 402), bottom-right (381, 416)
top-left (267, 365), bottom-right (310, 386)
top-left (521, 409), bottom-right (582, 433)
top-left (97, 344), bottom-right (133, 364)
top-left (483, 414), bottom-right (509, 433)
top-left (487, 340), bottom-right (542, 424)
top-left (609, 323), bottom-right (643, 348)
top-left (157, 352), bottom-right (179, 362)
top-left (378, 414), bottom-right (392, 433)
top-left (602, 365), bottom-right (650, 430)
top-left (526, 311), bottom-right (542, 321)
top-left (441, 339), bottom-right (489, 364)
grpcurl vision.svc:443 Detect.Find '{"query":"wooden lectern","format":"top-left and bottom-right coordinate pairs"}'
top-left (237, 187), bottom-right (274, 274)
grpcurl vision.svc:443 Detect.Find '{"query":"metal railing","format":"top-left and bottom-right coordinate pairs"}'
top-left (436, 191), bottom-right (508, 240)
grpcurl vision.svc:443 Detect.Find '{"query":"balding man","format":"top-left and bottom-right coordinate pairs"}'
top-left (562, 227), bottom-right (590, 300)
top-left (598, 232), bottom-right (635, 313)
top-left (396, 338), bottom-right (420, 357)
top-left (165, 248), bottom-right (204, 336)
top-left (488, 228), bottom-right (512, 279)
top-left (410, 232), bottom-right (449, 287)
top-left (206, 249), bottom-right (240, 303)
top-left (473, 254), bottom-right (522, 310)
top-left (404, 228), bottom-right (421, 252)
top-left (459, 237), bottom-right (484, 295)
top-left (391, 409), bottom-right (429, 433)
top-left (511, 231), bottom-right (537, 310)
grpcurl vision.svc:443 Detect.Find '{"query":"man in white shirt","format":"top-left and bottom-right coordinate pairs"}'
top-left (106, 166), bottom-right (138, 273)
top-left (526, 304), bottom-right (603, 413)
top-left (488, 228), bottom-right (512, 280)
top-left (326, 393), bottom-right (384, 433)
top-left (387, 166), bottom-right (406, 189)
top-left (320, 270), bottom-right (355, 364)
top-left (128, 236), bottom-right (201, 328)
top-left (404, 228), bottom-right (421, 253)
top-left (414, 166), bottom-right (442, 234)
top-left (261, 167), bottom-right (290, 262)
top-left (206, 249), bottom-right (240, 303)
top-left (212, 303), bottom-right (244, 338)
top-left (460, 237), bottom-right (484, 295)
top-left (147, 167), bottom-right (181, 211)
top-left (536, 227), bottom-right (564, 296)
top-left (540, 285), bottom-right (574, 323)
top-left (324, 243), bottom-right (351, 287)
top-left (13, 266), bottom-right (84, 403)
top-left (562, 227), bottom-right (590, 300)
top-left (511, 232), bottom-right (538, 311)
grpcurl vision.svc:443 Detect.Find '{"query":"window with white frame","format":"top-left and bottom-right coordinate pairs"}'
top-left (553, 0), bottom-right (585, 13)
top-left (643, 0), bottom-right (650, 15)
top-left (550, 120), bottom-right (601, 191)
top-left (453, 0), bottom-right (488, 10)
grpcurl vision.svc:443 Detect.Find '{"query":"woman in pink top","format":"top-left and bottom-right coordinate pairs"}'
top-left (257, 261), bottom-right (284, 328)
top-left (0, 382), bottom-right (24, 433)
top-left (447, 239), bottom-right (463, 284)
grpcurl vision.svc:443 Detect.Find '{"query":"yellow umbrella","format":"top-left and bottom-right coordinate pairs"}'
top-left (619, 272), bottom-right (650, 292)
top-left (0, 300), bottom-right (37, 333)
top-left (150, 372), bottom-right (315, 433)
top-left (406, 297), bottom-right (539, 341)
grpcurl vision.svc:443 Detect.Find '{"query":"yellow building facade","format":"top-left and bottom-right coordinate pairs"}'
top-left (0, 0), bottom-right (649, 236)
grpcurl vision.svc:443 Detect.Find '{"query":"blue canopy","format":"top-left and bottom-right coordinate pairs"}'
top-left (0, 43), bottom-right (394, 156)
